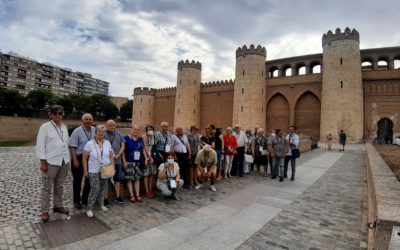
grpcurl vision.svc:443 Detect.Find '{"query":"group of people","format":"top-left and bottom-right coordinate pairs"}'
top-left (326, 130), bottom-right (347, 151)
top-left (36, 104), bottom-right (300, 222)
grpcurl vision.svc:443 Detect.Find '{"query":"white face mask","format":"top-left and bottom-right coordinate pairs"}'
top-left (167, 159), bottom-right (174, 164)
top-left (147, 130), bottom-right (154, 136)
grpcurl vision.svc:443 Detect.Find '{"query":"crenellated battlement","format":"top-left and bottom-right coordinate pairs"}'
top-left (201, 79), bottom-right (235, 87)
top-left (133, 87), bottom-right (155, 96)
top-left (155, 86), bottom-right (177, 93)
top-left (322, 27), bottom-right (359, 46)
top-left (236, 44), bottom-right (266, 58)
top-left (178, 59), bottom-right (202, 70)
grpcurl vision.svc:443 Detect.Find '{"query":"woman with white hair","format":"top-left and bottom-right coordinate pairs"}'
top-left (83, 125), bottom-right (114, 218)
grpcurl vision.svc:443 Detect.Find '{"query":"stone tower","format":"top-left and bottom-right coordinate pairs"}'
top-left (174, 60), bottom-right (202, 129)
top-left (320, 27), bottom-right (364, 142)
top-left (233, 45), bottom-right (267, 130)
top-left (132, 87), bottom-right (155, 129)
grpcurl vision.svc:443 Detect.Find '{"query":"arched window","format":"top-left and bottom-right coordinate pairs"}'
top-left (377, 57), bottom-right (389, 69)
top-left (269, 66), bottom-right (279, 78)
top-left (394, 57), bottom-right (400, 69)
top-left (297, 65), bottom-right (306, 75)
top-left (361, 60), bottom-right (373, 70)
top-left (282, 65), bottom-right (292, 76)
top-left (310, 62), bottom-right (321, 74)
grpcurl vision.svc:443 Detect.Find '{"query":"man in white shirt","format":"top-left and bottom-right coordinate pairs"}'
top-left (284, 126), bottom-right (300, 181)
top-left (232, 124), bottom-right (248, 177)
top-left (36, 105), bottom-right (70, 222)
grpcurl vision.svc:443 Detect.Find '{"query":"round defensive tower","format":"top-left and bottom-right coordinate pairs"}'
top-left (174, 60), bottom-right (202, 129)
top-left (233, 44), bottom-right (267, 130)
top-left (320, 27), bottom-right (364, 143)
top-left (132, 87), bottom-right (155, 129)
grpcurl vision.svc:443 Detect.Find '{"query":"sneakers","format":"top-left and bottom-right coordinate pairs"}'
top-left (100, 206), bottom-right (109, 212)
top-left (86, 210), bottom-right (94, 218)
top-left (210, 185), bottom-right (217, 192)
top-left (104, 199), bottom-right (111, 207)
top-left (41, 212), bottom-right (49, 222)
top-left (115, 197), bottom-right (125, 204)
top-left (195, 184), bottom-right (203, 190)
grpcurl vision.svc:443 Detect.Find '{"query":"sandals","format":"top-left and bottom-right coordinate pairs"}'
top-left (136, 196), bottom-right (143, 202)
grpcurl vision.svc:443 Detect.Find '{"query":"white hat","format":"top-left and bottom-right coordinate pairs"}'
top-left (203, 144), bottom-right (212, 152)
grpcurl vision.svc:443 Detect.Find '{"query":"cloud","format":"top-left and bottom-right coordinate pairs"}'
top-left (0, 0), bottom-right (399, 98)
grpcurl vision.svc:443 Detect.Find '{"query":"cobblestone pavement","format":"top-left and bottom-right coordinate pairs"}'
top-left (0, 147), bottom-right (368, 249)
top-left (238, 150), bottom-right (368, 250)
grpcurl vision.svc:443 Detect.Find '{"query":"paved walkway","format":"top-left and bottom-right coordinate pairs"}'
top-left (0, 146), bottom-right (367, 250)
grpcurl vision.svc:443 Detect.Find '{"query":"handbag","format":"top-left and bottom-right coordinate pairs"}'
top-left (289, 134), bottom-right (300, 159)
top-left (291, 148), bottom-right (300, 158)
top-left (100, 164), bottom-right (116, 179)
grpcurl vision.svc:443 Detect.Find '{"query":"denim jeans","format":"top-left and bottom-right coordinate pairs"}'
top-left (273, 156), bottom-right (284, 177)
top-left (284, 156), bottom-right (296, 178)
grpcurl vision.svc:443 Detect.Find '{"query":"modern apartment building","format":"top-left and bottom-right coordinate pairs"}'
top-left (0, 51), bottom-right (109, 96)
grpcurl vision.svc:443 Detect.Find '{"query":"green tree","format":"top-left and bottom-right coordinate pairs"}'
top-left (119, 100), bottom-right (133, 121)
top-left (89, 94), bottom-right (118, 119)
top-left (26, 89), bottom-right (56, 111)
top-left (0, 88), bottom-right (26, 115)
top-left (56, 95), bottom-right (74, 114)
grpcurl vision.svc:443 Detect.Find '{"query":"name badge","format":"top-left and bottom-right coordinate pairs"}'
top-left (134, 151), bottom-right (140, 161)
top-left (259, 146), bottom-right (263, 152)
top-left (182, 147), bottom-right (187, 153)
top-left (165, 145), bottom-right (171, 152)
top-left (169, 179), bottom-right (177, 188)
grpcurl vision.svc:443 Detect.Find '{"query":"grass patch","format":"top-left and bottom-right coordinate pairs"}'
top-left (0, 140), bottom-right (31, 147)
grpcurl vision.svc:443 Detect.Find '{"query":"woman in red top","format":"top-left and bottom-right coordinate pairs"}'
top-left (222, 127), bottom-right (237, 178)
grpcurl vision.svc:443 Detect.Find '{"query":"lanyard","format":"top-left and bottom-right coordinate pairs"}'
top-left (94, 139), bottom-right (104, 161)
top-left (51, 121), bottom-right (64, 143)
top-left (166, 165), bottom-right (174, 179)
top-left (108, 132), bottom-right (115, 145)
top-left (82, 126), bottom-right (92, 141)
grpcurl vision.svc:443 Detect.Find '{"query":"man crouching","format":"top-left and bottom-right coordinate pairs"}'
top-left (195, 144), bottom-right (218, 192)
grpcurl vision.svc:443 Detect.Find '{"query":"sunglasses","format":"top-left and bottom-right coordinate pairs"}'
top-left (52, 111), bottom-right (64, 116)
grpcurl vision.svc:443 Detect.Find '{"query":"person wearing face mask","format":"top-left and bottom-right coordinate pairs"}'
top-left (156, 152), bottom-right (183, 200)
top-left (143, 125), bottom-right (157, 198)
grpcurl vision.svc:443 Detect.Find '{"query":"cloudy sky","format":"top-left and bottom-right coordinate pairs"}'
top-left (0, 0), bottom-right (399, 98)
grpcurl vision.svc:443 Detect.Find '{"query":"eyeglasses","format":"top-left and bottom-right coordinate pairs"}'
top-left (52, 111), bottom-right (64, 116)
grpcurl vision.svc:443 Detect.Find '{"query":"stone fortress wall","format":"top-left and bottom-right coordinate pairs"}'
top-left (133, 27), bottom-right (400, 144)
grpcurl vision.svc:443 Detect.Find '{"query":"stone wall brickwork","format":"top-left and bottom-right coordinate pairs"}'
top-left (131, 28), bottom-right (400, 143)
top-left (233, 45), bottom-right (267, 129)
top-left (365, 144), bottom-right (400, 249)
top-left (174, 60), bottom-right (201, 129)
top-left (132, 87), bottom-right (155, 129)
top-left (320, 28), bottom-right (364, 143)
